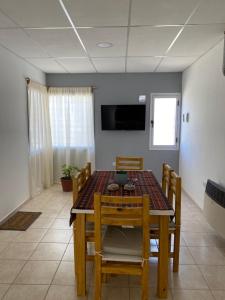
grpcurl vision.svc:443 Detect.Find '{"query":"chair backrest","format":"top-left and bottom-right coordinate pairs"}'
top-left (84, 162), bottom-right (91, 182)
top-left (168, 171), bottom-right (181, 225)
top-left (94, 193), bottom-right (149, 259)
top-left (72, 170), bottom-right (85, 205)
top-left (162, 163), bottom-right (173, 196)
top-left (116, 156), bottom-right (144, 171)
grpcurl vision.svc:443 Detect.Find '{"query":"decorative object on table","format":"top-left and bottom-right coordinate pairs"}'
top-left (0, 211), bottom-right (41, 231)
top-left (114, 170), bottom-right (128, 185)
top-left (107, 183), bottom-right (119, 191)
top-left (61, 164), bottom-right (80, 192)
top-left (124, 182), bottom-right (135, 191)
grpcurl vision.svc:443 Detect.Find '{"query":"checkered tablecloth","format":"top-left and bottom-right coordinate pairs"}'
top-left (70, 171), bottom-right (172, 224)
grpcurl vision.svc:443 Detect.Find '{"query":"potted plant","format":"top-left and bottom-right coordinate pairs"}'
top-left (61, 164), bottom-right (79, 192)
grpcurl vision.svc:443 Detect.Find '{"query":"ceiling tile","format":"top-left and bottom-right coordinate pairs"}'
top-left (57, 58), bottom-right (96, 73)
top-left (78, 28), bottom-right (127, 57)
top-left (26, 58), bottom-right (66, 73)
top-left (0, 0), bottom-right (69, 27)
top-left (64, 0), bottom-right (130, 26)
top-left (131, 0), bottom-right (199, 25)
top-left (189, 0), bottom-right (225, 24)
top-left (0, 29), bottom-right (49, 58)
top-left (168, 24), bottom-right (225, 56)
top-left (25, 29), bottom-right (86, 58)
top-left (127, 57), bottom-right (161, 72)
top-left (92, 58), bottom-right (125, 72)
top-left (0, 11), bottom-right (17, 28)
top-left (128, 27), bottom-right (180, 56)
top-left (157, 56), bottom-right (197, 72)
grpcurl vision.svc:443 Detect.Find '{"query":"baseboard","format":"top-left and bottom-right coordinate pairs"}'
top-left (182, 187), bottom-right (203, 211)
top-left (0, 197), bottom-right (31, 224)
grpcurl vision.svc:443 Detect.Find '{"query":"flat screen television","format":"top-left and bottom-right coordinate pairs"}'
top-left (101, 105), bottom-right (146, 130)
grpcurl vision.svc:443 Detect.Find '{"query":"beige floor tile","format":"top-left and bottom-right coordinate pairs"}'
top-left (169, 265), bottom-right (208, 289)
top-left (41, 229), bottom-right (72, 243)
top-left (0, 284), bottom-right (9, 299)
top-left (30, 243), bottom-right (67, 261)
top-left (62, 244), bottom-right (74, 261)
top-left (130, 287), bottom-right (173, 299)
top-left (211, 290), bottom-right (225, 299)
top-left (0, 231), bottom-right (20, 243)
top-left (3, 284), bottom-right (49, 300)
top-left (182, 232), bottom-right (225, 247)
top-left (0, 243), bottom-right (37, 260)
top-left (15, 260), bottom-right (59, 284)
top-left (30, 217), bottom-right (55, 229)
top-left (0, 242), bottom-right (9, 254)
top-left (0, 260), bottom-right (25, 283)
top-left (189, 246), bottom-right (225, 265)
top-left (14, 229), bottom-right (47, 243)
top-left (199, 265), bottom-right (225, 289)
top-left (45, 285), bottom-right (87, 300)
top-left (171, 289), bottom-right (214, 300)
top-left (50, 218), bottom-right (71, 230)
top-left (179, 247), bottom-right (195, 264)
top-left (52, 261), bottom-right (75, 286)
top-left (101, 286), bottom-right (129, 300)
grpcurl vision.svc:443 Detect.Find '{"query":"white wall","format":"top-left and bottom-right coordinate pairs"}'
top-left (180, 41), bottom-right (225, 209)
top-left (0, 46), bottom-right (45, 222)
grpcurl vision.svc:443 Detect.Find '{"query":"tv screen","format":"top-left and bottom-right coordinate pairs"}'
top-left (101, 105), bottom-right (146, 130)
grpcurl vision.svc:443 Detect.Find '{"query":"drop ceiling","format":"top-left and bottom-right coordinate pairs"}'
top-left (0, 0), bottom-right (224, 73)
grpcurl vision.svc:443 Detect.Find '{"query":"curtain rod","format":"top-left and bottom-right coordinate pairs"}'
top-left (25, 77), bottom-right (97, 91)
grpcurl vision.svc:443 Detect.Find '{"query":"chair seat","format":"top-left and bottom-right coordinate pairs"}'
top-left (102, 226), bottom-right (142, 261)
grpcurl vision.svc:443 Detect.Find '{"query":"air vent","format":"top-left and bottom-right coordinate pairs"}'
top-left (206, 179), bottom-right (225, 209)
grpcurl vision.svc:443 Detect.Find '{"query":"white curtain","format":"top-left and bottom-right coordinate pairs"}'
top-left (48, 87), bottom-right (95, 182)
top-left (28, 81), bottom-right (53, 197)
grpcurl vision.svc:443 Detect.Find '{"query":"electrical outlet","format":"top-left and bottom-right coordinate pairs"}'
top-left (112, 161), bottom-right (116, 167)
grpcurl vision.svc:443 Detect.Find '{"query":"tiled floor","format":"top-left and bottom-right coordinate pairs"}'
top-left (0, 185), bottom-right (225, 299)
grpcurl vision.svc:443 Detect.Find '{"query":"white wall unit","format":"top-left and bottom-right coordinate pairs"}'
top-left (180, 41), bottom-right (225, 209)
top-left (0, 47), bottom-right (45, 222)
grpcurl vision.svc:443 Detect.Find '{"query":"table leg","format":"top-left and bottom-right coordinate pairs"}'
top-left (157, 215), bottom-right (169, 298)
top-left (74, 214), bottom-right (86, 296)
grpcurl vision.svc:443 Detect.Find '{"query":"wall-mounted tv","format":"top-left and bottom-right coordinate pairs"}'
top-left (101, 105), bottom-right (146, 130)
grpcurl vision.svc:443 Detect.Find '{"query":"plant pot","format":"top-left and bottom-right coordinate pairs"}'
top-left (61, 177), bottom-right (73, 192)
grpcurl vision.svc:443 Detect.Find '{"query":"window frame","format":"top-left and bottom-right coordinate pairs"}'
top-left (149, 93), bottom-right (181, 151)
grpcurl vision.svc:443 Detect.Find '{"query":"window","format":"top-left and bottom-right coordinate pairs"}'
top-left (149, 93), bottom-right (181, 150)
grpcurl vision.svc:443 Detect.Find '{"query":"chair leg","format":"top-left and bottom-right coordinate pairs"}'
top-left (173, 227), bottom-right (180, 272)
top-left (94, 256), bottom-right (102, 300)
top-left (141, 260), bottom-right (149, 300)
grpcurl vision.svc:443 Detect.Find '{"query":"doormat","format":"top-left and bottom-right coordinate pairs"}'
top-left (0, 211), bottom-right (42, 231)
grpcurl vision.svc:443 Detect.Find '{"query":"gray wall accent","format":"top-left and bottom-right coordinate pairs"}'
top-left (0, 46), bottom-right (45, 222)
top-left (46, 73), bottom-right (181, 180)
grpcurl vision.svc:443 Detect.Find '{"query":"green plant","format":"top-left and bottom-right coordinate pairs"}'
top-left (61, 164), bottom-right (79, 179)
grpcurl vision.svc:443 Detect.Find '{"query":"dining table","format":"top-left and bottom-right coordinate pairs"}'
top-left (70, 170), bottom-right (174, 298)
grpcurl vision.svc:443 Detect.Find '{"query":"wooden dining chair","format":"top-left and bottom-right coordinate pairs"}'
top-left (94, 193), bottom-right (149, 300)
top-left (84, 162), bottom-right (91, 182)
top-left (115, 156), bottom-right (144, 171)
top-left (162, 163), bottom-right (173, 197)
top-left (151, 171), bottom-right (181, 272)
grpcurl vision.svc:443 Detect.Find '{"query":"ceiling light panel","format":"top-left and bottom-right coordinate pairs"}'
top-left (188, 0), bottom-right (225, 24)
top-left (26, 58), bottom-right (66, 73)
top-left (128, 26), bottom-right (181, 57)
top-left (25, 29), bottom-right (86, 58)
top-left (57, 57), bottom-right (96, 73)
top-left (63, 0), bottom-right (130, 27)
top-left (0, 0), bottom-right (69, 27)
top-left (131, 0), bottom-right (199, 26)
top-left (92, 57), bottom-right (125, 73)
top-left (0, 11), bottom-right (17, 28)
top-left (168, 24), bottom-right (225, 56)
top-left (157, 56), bottom-right (197, 72)
top-left (127, 57), bottom-right (162, 72)
top-left (78, 28), bottom-right (127, 57)
top-left (0, 29), bottom-right (49, 58)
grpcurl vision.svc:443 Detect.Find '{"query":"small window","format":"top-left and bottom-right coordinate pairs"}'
top-left (149, 93), bottom-right (181, 150)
